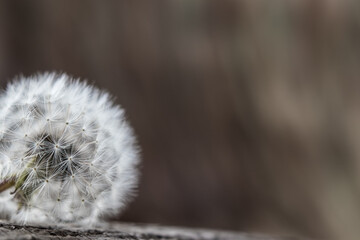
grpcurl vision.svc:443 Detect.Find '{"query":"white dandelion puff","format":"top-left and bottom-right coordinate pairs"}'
top-left (0, 73), bottom-right (140, 225)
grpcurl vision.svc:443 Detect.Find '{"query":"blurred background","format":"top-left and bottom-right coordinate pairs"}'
top-left (0, 0), bottom-right (360, 239)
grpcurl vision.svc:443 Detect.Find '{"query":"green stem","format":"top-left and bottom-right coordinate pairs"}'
top-left (12, 155), bottom-right (38, 195)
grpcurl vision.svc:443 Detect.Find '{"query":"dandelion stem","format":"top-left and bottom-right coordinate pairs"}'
top-left (12, 155), bottom-right (38, 195)
top-left (0, 179), bottom-right (15, 193)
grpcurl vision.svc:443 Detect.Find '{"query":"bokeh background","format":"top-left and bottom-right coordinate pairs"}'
top-left (0, 1), bottom-right (360, 239)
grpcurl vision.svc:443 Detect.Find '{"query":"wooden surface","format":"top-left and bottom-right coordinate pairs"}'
top-left (0, 221), bottom-right (309, 240)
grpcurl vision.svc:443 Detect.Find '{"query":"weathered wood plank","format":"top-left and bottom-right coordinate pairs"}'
top-left (0, 221), bottom-right (310, 240)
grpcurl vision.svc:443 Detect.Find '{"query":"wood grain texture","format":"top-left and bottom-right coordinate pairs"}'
top-left (0, 221), bottom-right (308, 240)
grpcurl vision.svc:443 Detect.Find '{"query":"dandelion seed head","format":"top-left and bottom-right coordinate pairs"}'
top-left (0, 73), bottom-right (140, 225)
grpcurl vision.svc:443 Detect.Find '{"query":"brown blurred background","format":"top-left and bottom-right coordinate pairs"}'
top-left (1, 0), bottom-right (360, 239)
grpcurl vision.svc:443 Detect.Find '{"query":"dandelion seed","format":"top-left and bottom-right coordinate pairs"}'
top-left (0, 73), bottom-right (140, 225)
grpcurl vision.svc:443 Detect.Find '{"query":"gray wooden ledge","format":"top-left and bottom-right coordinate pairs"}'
top-left (0, 221), bottom-right (310, 240)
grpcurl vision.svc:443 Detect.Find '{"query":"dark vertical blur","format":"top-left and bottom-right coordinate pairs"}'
top-left (1, 0), bottom-right (360, 239)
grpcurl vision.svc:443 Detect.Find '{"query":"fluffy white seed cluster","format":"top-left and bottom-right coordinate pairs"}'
top-left (0, 73), bottom-right (140, 225)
